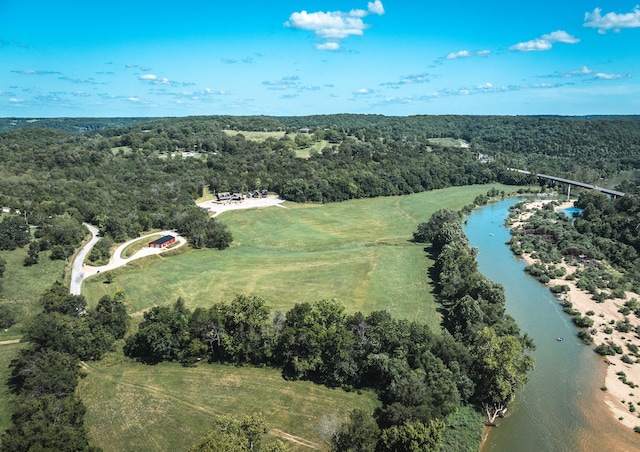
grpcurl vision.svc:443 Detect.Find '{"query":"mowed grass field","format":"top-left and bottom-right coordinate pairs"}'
top-left (78, 356), bottom-right (379, 452)
top-left (77, 185), bottom-right (519, 451)
top-left (84, 185), bottom-right (516, 327)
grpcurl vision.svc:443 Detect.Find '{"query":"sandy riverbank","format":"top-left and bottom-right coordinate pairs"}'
top-left (513, 199), bottom-right (640, 430)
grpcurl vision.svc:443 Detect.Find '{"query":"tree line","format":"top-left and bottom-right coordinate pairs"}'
top-left (1, 282), bottom-right (128, 451)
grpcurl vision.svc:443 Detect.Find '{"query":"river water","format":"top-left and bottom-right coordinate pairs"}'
top-left (465, 199), bottom-right (640, 452)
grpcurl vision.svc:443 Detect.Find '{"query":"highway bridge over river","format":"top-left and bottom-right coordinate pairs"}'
top-left (512, 169), bottom-right (625, 198)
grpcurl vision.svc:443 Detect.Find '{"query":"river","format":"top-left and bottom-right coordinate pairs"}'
top-left (465, 198), bottom-right (640, 452)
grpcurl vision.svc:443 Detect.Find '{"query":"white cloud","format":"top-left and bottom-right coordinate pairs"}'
top-left (584, 7), bottom-right (640, 34)
top-left (138, 74), bottom-right (193, 86)
top-left (367, 0), bottom-right (385, 15)
top-left (286, 1), bottom-right (385, 49)
top-left (353, 88), bottom-right (374, 95)
top-left (380, 73), bottom-right (430, 86)
top-left (568, 66), bottom-right (597, 77)
top-left (549, 66), bottom-right (597, 78)
top-left (541, 30), bottom-right (580, 44)
top-left (286, 11), bottom-right (368, 39)
top-left (594, 72), bottom-right (631, 80)
top-left (316, 42), bottom-right (340, 50)
top-left (447, 50), bottom-right (471, 59)
top-left (262, 76), bottom-right (301, 90)
top-left (445, 49), bottom-right (491, 59)
top-left (546, 66), bottom-right (631, 80)
top-left (510, 30), bottom-right (580, 52)
top-left (510, 39), bottom-right (552, 52)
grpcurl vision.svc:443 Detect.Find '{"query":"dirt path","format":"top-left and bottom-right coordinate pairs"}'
top-left (0, 339), bottom-right (20, 346)
top-left (80, 361), bottom-right (321, 450)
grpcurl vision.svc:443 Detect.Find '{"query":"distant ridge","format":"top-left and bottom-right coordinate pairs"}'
top-left (0, 117), bottom-right (159, 133)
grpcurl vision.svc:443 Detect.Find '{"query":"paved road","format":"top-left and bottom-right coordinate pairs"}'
top-left (70, 223), bottom-right (100, 295)
top-left (69, 225), bottom-right (186, 295)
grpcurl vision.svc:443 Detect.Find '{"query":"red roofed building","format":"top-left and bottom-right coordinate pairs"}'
top-left (149, 235), bottom-right (176, 249)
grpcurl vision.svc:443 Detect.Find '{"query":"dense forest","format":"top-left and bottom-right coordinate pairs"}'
top-left (1, 114), bottom-right (639, 450)
top-left (1, 115), bottom-right (639, 247)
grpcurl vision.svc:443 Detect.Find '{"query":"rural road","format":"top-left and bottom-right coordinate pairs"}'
top-left (69, 196), bottom-right (285, 295)
top-left (70, 225), bottom-right (186, 295)
top-left (70, 223), bottom-right (101, 295)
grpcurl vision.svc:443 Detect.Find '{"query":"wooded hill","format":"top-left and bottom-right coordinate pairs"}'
top-left (1, 114), bottom-right (639, 242)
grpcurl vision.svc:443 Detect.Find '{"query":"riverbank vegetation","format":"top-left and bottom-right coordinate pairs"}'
top-left (414, 209), bottom-right (534, 425)
top-left (507, 194), bottom-right (640, 430)
top-left (509, 191), bottom-right (640, 298)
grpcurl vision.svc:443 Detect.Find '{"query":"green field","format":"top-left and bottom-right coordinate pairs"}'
top-left (223, 130), bottom-right (287, 141)
top-left (295, 139), bottom-right (331, 158)
top-left (83, 185), bottom-right (516, 327)
top-left (78, 356), bottom-right (379, 451)
top-left (0, 247), bottom-right (66, 341)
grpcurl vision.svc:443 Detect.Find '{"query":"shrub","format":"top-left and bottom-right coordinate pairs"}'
top-left (0, 303), bottom-right (17, 329)
top-left (538, 274), bottom-right (550, 284)
top-left (550, 285), bottom-right (570, 294)
top-left (616, 320), bottom-right (632, 333)
top-left (595, 343), bottom-right (616, 356)
top-left (578, 330), bottom-right (593, 345)
top-left (619, 306), bottom-right (632, 316)
top-left (573, 316), bottom-right (594, 328)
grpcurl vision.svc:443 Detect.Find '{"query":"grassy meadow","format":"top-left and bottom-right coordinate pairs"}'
top-left (78, 355), bottom-right (379, 452)
top-left (223, 130), bottom-right (287, 141)
top-left (84, 184), bottom-right (517, 327)
top-left (222, 129), bottom-right (329, 158)
top-left (0, 247), bottom-right (66, 342)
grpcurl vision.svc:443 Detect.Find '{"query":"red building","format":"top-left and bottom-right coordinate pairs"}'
top-left (149, 235), bottom-right (176, 249)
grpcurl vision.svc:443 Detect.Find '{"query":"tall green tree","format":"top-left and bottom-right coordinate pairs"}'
top-left (0, 215), bottom-right (30, 250)
top-left (378, 419), bottom-right (445, 452)
top-left (472, 327), bottom-right (534, 423)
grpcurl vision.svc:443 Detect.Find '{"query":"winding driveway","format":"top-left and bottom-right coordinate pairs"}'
top-left (70, 225), bottom-right (186, 295)
top-left (69, 197), bottom-right (285, 295)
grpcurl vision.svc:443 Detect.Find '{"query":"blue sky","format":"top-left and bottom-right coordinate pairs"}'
top-left (1, 1), bottom-right (639, 117)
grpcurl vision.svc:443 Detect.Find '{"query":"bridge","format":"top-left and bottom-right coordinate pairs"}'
top-left (536, 174), bottom-right (625, 198)
top-left (511, 169), bottom-right (625, 198)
